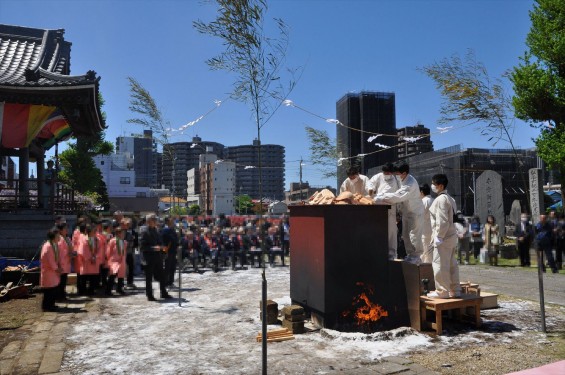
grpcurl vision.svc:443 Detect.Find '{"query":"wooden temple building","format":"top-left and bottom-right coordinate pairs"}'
top-left (0, 24), bottom-right (104, 257)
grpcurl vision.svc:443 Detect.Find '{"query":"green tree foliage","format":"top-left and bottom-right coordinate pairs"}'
top-left (305, 126), bottom-right (339, 179)
top-left (58, 93), bottom-right (113, 209)
top-left (510, 0), bottom-right (565, 200)
top-left (235, 194), bottom-right (254, 214)
top-left (127, 77), bottom-right (177, 194)
top-left (188, 204), bottom-right (201, 216)
top-left (170, 206), bottom-right (189, 216)
top-left (421, 50), bottom-right (530, 206)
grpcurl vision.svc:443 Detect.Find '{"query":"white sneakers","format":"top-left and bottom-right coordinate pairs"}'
top-left (426, 290), bottom-right (450, 299)
top-left (426, 290), bottom-right (462, 299)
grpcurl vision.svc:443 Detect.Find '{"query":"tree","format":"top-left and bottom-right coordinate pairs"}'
top-left (188, 204), bottom-right (201, 216)
top-left (194, 2), bottom-right (299, 371)
top-left (421, 50), bottom-right (530, 210)
top-left (235, 194), bottom-right (254, 214)
top-left (58, 93), bottom-right (113, 209)
top-left (127, 77), bottom-right (177, 197)
top-left (510, 0), bottom-right (565, 201)
top-left (305, 126), bottom-right (339, 179)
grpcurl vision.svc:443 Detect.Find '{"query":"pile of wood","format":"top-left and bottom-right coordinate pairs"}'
top-left (308, 190), bottom-right (374, 205)
top-left (281, 305), bottom-right (306, 334)
top-left (256, 328), bottom-right (294, 343)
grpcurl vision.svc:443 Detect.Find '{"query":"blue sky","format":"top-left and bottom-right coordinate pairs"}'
top-left (1, 0), bottom-right (539, 188)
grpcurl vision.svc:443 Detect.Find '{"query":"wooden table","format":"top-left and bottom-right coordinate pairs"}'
top-left (420, 294), bottom-right (482, 335)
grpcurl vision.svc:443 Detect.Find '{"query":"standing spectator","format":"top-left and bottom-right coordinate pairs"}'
top-left (40, 227), bottom-right (62, 311)
top-left (369, 163), bottom-right (401, 260)
top-left (484, 215), bottom-right (500, 266)
top-left (161, 216), bottom-right (179, 287)
top-left (469, 216), bottom-right (483, 263)
top-left (420, 183), bottom-right (434, 263)
top-left (140, 214), bottom-right (172, 301)
top-left (77, 224), bottom-right (100, 296)
top-left (535, 214), bottom-right (558, 273)
top-left (427, 174), bottom-right (460, 299)
top-left (515, 213), bottom-right (533, 267)
top-left (106, 227), bottom-right (127, 296)
top-left (56, 222), bottom-right (74, 301)
top-left (121, 218), bottom-right (137, 289)
top-left (280, 217), bottom-right (290, 256)
top-left (374, 162), bottom-right (425, 264)
top-left (554, 214), bottom-right (565, 270)
top-left (455, 214), bottom-right (470, 265)
top-left (340, 166), bottom-right (370, 196)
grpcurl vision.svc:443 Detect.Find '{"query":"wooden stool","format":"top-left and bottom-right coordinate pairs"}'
top-left (420, 294), bottom-right (482, 335)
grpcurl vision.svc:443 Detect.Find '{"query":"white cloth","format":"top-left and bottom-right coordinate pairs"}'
top-left (369, 173), bottom-right (400, 258)
top-left (421, 195), bottom-right (434, 263)
top-left (429, 190), bottom-right (460, 295)
top-left (340, 174), bottom-right (370, 196)
top-left (375, 174), bottom-right (424, 258)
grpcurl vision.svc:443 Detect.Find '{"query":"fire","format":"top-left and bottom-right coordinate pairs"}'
top-left (342, 282), bottom-right (388, 326)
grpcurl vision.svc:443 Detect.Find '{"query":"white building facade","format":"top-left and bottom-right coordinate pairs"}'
top-left (93, 153), bottom-right (150, 198)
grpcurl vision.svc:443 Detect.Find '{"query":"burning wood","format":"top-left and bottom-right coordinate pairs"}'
top-left (341, 282), bottom-right (388, 329)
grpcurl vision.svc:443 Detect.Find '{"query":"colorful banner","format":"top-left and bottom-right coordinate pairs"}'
top-left (0, 102), bottom-right (70, 149)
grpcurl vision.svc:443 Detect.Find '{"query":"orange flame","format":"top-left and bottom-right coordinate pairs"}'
top-left (342, 282), bottom-right (388, 326)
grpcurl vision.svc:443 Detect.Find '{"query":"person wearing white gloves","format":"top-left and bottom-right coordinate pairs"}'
top-left (369, 163), bottom-right (400, 259)
top-left (420, 184), bottom-right (434, 263)
top-left (426, 174), bottom-right (461, 299)
top-left (374, 163), bottom-right (424, 264)
top-left (340, 166), bottom-right (370, 196)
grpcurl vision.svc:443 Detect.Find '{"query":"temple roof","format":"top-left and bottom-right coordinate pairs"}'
top-left (0, 24), bottom-right (104, 147)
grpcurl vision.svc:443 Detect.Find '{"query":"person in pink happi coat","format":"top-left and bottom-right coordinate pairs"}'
top-left (105, 227), bottom-right (127, 296)
top-left (41, 227), bottom-right (62, 311)
top-left (77, 224), bottom-right (101, 295)
top-left (56, 222), bottom-right (75, 301)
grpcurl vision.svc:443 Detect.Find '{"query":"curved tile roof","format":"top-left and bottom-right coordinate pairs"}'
top-left (0, 24), bottom-right (104, 138)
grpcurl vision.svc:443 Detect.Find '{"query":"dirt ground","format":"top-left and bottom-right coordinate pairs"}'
top-left (1, 282), bottom-right (564, 375)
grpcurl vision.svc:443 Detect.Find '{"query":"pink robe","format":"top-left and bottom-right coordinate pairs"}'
top-left (96, 232), bottom-right (108, 268)
top-left (106, 238), bottom-right (127, 278)
top-left (77, 235), bottom-right (100, 275)
top-left (72, 229), bottom-right (82, 272)
top-left (40, 241), bottom-right (60, 288)
top-left (57, 236), bottom-right (73, 274)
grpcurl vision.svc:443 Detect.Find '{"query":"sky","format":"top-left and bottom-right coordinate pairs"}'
top-left (0, 0), bottom-right (539, 189)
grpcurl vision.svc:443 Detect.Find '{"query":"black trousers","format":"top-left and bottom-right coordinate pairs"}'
top-left (42, 286), bottom-right (58, 311)
top-left (57, 273), bottom-right (68, 300)
top-left (143, 251), bottom-right (167, 298)
top-left (517, 241), bottom-right (531, 266)
top-left (126, 253), bottom-right (135, 285)
top-left (164, 254), bottom-right (177, 286)
top-left (106, 275), bottom-right (124, 294)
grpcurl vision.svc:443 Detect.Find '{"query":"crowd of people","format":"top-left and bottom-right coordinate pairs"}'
top-left (340, 162), bottom-right (564, 299)
top-left (39, 212), bottom-right (291, 310)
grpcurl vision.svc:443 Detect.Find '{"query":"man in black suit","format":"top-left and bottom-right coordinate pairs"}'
top-left (515, 213), bottom-right (533, 267)
top-left (140, 214), bottom-right (172, 301)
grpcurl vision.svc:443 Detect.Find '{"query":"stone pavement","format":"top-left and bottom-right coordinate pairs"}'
top-left (0, 297), bottom-right (91, 375)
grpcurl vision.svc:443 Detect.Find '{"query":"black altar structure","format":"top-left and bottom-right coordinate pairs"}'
top-left (289, 205), bottom-right (433, 331)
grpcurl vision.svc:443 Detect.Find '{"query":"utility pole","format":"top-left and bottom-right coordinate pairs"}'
top-left (299, 157), bottom-right (303, 202)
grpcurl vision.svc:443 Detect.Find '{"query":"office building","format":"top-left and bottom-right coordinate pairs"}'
top-left (161, 136), bottom-right (224, 197)
top-left (116, 130), bottom-right (156, 188)
top-left (397, 124), bottom-right (434, 159)
top-left (336, 91), bottom-right (397, 187)
top-left (224, 139), bottom-right (285, 201)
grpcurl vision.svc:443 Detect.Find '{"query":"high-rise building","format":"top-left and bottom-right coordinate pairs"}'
top-left (224, 139), bottom-right (285, 201)
top-left (336, 91), bottom-right (397, 187)
top-left (116, 130), bottom-right (156, 188)
top-left (161, 136), bottom-right (225, 197)
top-left (397, 124), bottom-right (434, 159)
top-left (199, 160), bottom-right (236, 215)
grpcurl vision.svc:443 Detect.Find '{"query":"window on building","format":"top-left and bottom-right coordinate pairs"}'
top-left (101, 161), bottom-right (104, 165)
top-left (120, 177), bottom-right (131, 184)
